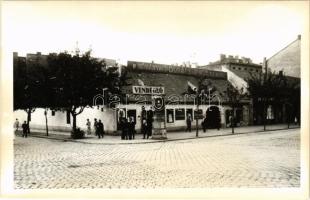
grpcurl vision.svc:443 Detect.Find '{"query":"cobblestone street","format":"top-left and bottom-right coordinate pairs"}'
top-left (14, 128), bottom-right (300, 189)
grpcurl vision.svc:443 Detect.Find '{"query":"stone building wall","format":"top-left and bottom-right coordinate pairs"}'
top-left (267, 35), bottom-right (301, 78)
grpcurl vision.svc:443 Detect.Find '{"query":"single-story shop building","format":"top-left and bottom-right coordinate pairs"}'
top-left (14, 60), bottom-right (254, 134)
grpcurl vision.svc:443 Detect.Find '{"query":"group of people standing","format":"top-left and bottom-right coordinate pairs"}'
top-left (86, 118), bottom-right (105, 139)
top-left (118, 106), bottom-right (154, 140)
top-left (14, 118), bottom-right (30, 138)
top-left (119, 116), bottom-right (136, 140)
top-left (140, 106), bottom-right (154, 139)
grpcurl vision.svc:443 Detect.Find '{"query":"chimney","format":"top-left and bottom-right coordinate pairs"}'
top-left (36, 52), bottom-right (41, 55)
top-left (13, 52), bottom-right (18, 58)
top-left (279, 70), bottom-right (283, 76)
top-left (263, 57), bottom-right (267, 74)
top-left (297, 35), bottom-right (301, 40)
top-left (241, 57), bottom-right (246, 63)
top-left (220, 54), bottom-right (226, 61)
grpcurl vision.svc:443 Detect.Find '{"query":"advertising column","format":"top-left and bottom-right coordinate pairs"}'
top-left (152, 96), bottom-right (167, 139)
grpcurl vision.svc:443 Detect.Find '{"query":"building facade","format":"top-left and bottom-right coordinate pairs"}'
top-left (13, 55), bottom-right (253, 134)
top-left (198, 54), bottom-right (262, 91)
top-left (266, 35), bottom-right (301, 78)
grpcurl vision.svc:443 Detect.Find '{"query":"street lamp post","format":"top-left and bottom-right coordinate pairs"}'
top-left (195, 91), bottom-right (199, 138)
top-left (226, 85), bottom-right (243, 134)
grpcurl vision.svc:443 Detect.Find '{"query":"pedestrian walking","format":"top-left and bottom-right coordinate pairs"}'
top-left (97, 120), bottom-right (104, 139)
top-left (121, 118), bottom-right (129, 140)
top-left (142, 119), bottom-right (147, 139)
top-left (127, 117), bottom-right (132, 140)
top-left (120, 117), bottom-right (126, 140)
top-left (202, 116), bottom-right (207, 133)
top-left (14, 118), bottom-right (20, 134)
top-left (146, 108), bottom-right (154, 139)
top-left (22, 121), bottom-right (28, 138)
top-left (86, 119), bottom-right (91, 135)
top-left (94, 118), bottom-right (98, 136)
top-left (229, 115), bottom-right (233, 128)
top-left (141, 106), bottom-right (147, 121)
top-left (129, 116), bottom-right (136, 140)
top-left (141, 106), bottom-right (147, 139)
top-left (186, 114), bottom-right (192, 132)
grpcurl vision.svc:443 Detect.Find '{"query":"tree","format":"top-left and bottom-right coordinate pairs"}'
top-left (246, 71), bottom-right (289, 130)
top-left (277, 76), bottom-right (300, 128)
top-left (13, 55), bottom-right (51, 133)
top-left (47, 50), bottom-right (120, 138)
top-left (185, 77), bottom-right (219, 137)
top-left (224, 84), bottom-right (246, 134)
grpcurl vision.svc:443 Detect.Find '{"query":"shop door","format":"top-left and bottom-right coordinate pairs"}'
top-left (127, 109), bottom-right (137, 123)
top-left (206, 106), bottom-right (221, 129)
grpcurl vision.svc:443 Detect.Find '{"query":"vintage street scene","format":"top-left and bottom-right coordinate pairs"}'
top-left (2, 1), bottom-right (306, 192)
top-left (14, 128), bottom-right (299, 189)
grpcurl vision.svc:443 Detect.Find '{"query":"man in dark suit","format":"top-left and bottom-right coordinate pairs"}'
top-left (97, 120), bottom-right (104, 139)
top-left (129, 117), bottom-right (136, 140)
top-left (22, 121), bottom-right (28, 138)
top-left (186, 114), bottom-right (192, 132)
top-left (146, 108), bottom-right (154, 139)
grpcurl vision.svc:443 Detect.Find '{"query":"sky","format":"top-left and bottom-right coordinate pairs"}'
top-left (2, 1), bottom-right (308, 66)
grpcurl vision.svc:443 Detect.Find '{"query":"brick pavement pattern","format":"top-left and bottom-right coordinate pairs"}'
top-left (14, 129), bottom-right (300, 189)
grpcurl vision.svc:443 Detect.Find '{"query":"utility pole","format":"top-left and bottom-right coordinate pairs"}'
top-left (195, 89), bottom-right (200, 137)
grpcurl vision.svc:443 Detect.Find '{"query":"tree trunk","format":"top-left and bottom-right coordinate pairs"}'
top-left (70, 107), bottom-right (84, 139)
top-left (196, 118), bottom-right (199, 137)
top-left (44, 109), bottom-right (49, 136)
top-left (71, 114), bottom-right (78, 139)
top-left (27, 109), bottom-right (31, 134)
top-left (196, 97), bottom-right (199, 137)
top-left (287, 105), bottom-right (290, 129)
top-left (72, 113), bottom-right (77, 133)
top-left (231, 107), bottom-right (234, 134)
top-left (263, 101), bottom-right (266, 131)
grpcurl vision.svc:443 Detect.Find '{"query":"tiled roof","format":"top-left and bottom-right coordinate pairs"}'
top-left (121, 70), bottom-right (232, 103)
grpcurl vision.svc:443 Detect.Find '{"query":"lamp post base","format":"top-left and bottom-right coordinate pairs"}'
top-left (152, 127), bottom-right (167, 140)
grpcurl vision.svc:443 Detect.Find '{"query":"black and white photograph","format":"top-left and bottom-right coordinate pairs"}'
top-left (0, 1), bottom-right (309, 199)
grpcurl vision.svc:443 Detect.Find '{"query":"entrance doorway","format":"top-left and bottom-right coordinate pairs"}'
top-left (205, 106), bottom-right (221, 129)
top-left (127, 109), bottom-right (137, 123)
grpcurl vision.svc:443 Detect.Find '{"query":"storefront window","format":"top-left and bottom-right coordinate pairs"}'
top-left (166, 109), bottom-right (174, 123)
top-left (175, 108), bottom-right (185, 120)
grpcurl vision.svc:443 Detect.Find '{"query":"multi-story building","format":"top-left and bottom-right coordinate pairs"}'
top-left (198, 54), bottom-right (262, 92)
top-left (266, 35), bottom-right (301, 78)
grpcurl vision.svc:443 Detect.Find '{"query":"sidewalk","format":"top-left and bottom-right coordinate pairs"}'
top-left (17, 123), bottom-right (300, 145)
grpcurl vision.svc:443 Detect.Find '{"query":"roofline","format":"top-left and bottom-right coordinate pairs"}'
top-left (127, 60), bottom-right (228, 80)
top-left (267, 36), bottom-right (301, 62)
top-left (200, 61), bottom-right (262, 68)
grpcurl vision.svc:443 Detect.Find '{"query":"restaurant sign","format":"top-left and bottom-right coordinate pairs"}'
top-left (127, 61), bottom-right (227, 79)
top-left (132, 86), bottom-right (165, 95)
